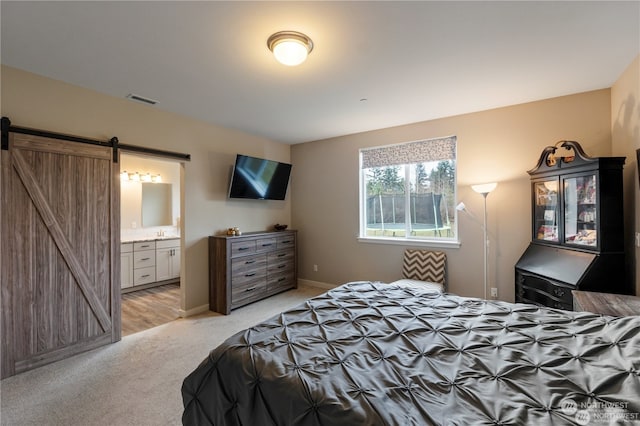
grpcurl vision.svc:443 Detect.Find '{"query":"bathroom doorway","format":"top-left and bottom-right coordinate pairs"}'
top-left (120, 153), bottom-right (182, 335)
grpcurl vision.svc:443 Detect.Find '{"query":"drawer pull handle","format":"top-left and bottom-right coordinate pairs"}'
top-left (141, 274), bottom-right (150, 278)
top-left (245, 260), bottom-right (255, 264)
top-left (141, 258), bottom-right (150, 261)
top-left (278, 277), bottom-right (286, 282)
top-left (277, 253), bottom-right (286, 257)
top-left (238, 247), bottom-right (249, 251)
top-left (278, 264), bottom-right (286, 269)
top-left (245, 273), bottom-right (256, 277)
top-left (140, 245), bottom-right (150, 248)
top-left (262, 243), bottom-right (273, 247)
top-left (245, 287), bottom-right (256, 292)
top-left (281, 240), bottom-right (291, 244)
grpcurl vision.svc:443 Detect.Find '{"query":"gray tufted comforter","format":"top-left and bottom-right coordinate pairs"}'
top-left (182, 281), bottom-right (640, 425)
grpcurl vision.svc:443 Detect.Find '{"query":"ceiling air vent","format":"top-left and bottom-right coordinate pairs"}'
top-left (126, 93), bottom-right (158, 105)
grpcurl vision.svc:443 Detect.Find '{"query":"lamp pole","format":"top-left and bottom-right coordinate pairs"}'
top-left (471, 183), bottom-right (497, 300)
top-left (481, 192), bottom-right (489, 300)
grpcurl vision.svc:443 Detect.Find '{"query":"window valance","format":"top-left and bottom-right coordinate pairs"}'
top-left (360, 136), bottom-right (456, 169)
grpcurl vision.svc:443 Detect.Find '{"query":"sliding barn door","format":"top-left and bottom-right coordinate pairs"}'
top-left (1, 132), bottom-right (120, 379)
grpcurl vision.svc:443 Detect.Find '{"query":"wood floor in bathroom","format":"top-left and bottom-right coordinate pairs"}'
top-left (121, 283), bottom-right (180, 336)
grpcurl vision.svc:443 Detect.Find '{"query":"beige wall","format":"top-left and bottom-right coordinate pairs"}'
top-left (611, 55), bottom-right (640, 295)
top-left (1, 65), bottom-right (292, 314)
top-left (291, 89), bottom-right (614, 301)
top-left (3, 57), bottom-right (637, 312)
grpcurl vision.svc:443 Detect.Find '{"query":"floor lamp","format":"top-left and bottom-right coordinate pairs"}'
top-left (471, 182), bottom-right (497, 299)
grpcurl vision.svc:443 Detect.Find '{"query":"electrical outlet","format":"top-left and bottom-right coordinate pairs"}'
top-left (313, 264), bottom-right (318, 272)
top-left (490, 287), bottom-right (498, 298)
top-left (131, 221), bottom-right (137, 229)
top-left (636, 232), bottom-right (640, 248)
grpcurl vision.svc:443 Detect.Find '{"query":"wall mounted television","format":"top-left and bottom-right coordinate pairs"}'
top-left (228, 154), bottom-right (292, 200)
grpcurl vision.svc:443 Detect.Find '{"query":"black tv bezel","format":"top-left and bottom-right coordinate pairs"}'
top-left (228, 154), bottom-right (292, 201)
top-left (637, 148), bottom-right (640, 188)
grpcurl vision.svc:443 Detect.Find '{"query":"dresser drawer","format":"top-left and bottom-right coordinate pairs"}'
top-left (267, 250), bottom-right (295, 274)
top-left (256, 238), bottom-right (277, 252)
top-left (276, 235), bottom-right (295, 249)
top-left (134, 250), bottom-right (156, 268)
top-left (230, 240), bottom-right (256, 257)
top-left (134, 266), bottom-right (156, 285)
top-left (232, 266), bottom-right (267, 287)
top-left (232, 280), bottom-right (266, 306)
top-left (267, 271), bottom-right (295, 293)
top-left (231, 255), bottom-right (267, 277)
top-left (268, 249), bottom-right (295, 263)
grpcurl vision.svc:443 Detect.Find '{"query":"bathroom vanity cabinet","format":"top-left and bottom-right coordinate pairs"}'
top-left (121, 237), bottom-right (180, 291)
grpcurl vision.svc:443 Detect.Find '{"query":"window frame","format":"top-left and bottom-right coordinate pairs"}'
top-left (357, 137), bottom-right (461, 248)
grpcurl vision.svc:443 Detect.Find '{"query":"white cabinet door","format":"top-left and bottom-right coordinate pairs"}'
top-left (121, 243), bottom-right (134, 289)
top-left (121, 252), bottom-right (134, 289)
top-left (156, 239), bottom-right (180, 281)
top-left (156, 247), bottom-right (173, 281)
top-left (171, 248), bottom-right (181, 278)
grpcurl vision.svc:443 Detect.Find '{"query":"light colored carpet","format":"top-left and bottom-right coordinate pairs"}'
top-left (0, 285), bottom-right (327, 426)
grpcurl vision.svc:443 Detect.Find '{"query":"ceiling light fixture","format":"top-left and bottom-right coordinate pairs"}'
top-left (267, 31), bottom-right (313, 66)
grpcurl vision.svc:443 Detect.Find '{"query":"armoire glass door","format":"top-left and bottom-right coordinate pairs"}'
top-left (533, 179), bottom-right (559, 242)
top-left (564, 174), bottom-right (597, 247)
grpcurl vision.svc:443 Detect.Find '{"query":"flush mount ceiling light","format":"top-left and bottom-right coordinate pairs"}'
top-left (267, 31), bottom-right (313, 66)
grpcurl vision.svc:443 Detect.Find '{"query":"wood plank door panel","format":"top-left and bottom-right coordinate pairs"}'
top-left (1, 132), bottom-right (119, 378)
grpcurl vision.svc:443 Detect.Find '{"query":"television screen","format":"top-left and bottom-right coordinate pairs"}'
top-left (228, 154), bottom-right (292, 200)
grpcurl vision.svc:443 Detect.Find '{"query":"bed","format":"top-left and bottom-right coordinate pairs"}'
top-left (182, 281), bottom-right (640, 425)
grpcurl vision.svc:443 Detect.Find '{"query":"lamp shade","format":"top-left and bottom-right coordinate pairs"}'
top-left (268, 31), bottom-right (313, 66)
top-left (471, 182), bottom-right (497, 195)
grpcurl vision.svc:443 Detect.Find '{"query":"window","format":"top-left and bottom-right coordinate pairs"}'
top-left (359, 136), bottom-right (458, 246)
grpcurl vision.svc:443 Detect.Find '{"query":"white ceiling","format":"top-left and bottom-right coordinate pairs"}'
top-left (2, 1), bottom-right (639, 144)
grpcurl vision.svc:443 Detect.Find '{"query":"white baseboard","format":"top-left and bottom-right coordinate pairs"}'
top-left (179, 303), bottom-right (210, 318)
top-left (298, 279), bottom-right (337, 290)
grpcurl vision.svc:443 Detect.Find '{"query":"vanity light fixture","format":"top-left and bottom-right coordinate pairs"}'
top-left (267, 31), bottom-right (313, 66)
top-left (120, 170), bottom-right (162, 183)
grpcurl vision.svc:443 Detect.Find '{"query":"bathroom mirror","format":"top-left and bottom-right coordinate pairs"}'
top-left (142, 183), bottom-right (172, 226)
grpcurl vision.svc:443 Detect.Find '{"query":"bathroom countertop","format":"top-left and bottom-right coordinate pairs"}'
top-left (121, 236), bottom-right (180, 244)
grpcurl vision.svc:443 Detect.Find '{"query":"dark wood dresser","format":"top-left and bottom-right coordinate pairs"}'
top-left (209, 230), bottom-right (297, 314)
